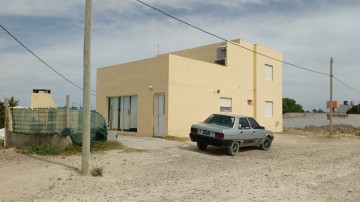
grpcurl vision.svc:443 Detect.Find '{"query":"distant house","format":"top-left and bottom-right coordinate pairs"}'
top-left (31, 89), bottom-right (57, 108)
top-left (326, 100), bottom-right (354, 114)
top-left (96, 39), bottom-right (283, 137)
top-left (336, 101), bottom-right (354, 114)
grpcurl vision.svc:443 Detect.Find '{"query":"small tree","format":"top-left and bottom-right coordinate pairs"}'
top-left (347, 105), bottom-right (360, 114)
top-left (283, 98), bottom-right (304, 114)
top-left (312, 108), bottom-right (325, 113)
top-left (0, 97), bottom-right (19, 128)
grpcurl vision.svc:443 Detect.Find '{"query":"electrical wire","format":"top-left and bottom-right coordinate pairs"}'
top-left (333, 76), bottom-right (360, 94)
top-left (136, 0), bottom-right (360, 95)
top-left (0, 24), bottom-right (96, 96)
top-left (136, 0), bottom-right (329, 77)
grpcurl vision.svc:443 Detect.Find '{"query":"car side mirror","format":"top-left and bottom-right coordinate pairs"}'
top-left (238, 124), bottom-right (242, 129)
top-left (260, 126), bottom-right (265, 129)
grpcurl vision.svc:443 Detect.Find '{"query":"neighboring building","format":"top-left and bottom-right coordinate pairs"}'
top-left (336, 101), bottom-right (355, 115)
top-left (31, 89), bottom-right (57, 109)
top-left (326, 100), bottom-right (340, 113)
top-left (326, 100), bottom-right (355, 114)
top-left (96, 39), bottom-right (282, 137)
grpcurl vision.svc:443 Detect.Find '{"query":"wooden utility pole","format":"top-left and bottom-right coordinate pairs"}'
top-left (329, 58), bottom-right (333, 136)
top-left (4, 98), bottom-right (9, 147)
top-left (82, 0), bottom-right (93, 175)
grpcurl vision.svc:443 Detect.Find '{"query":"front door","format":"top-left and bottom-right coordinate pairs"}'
top-left (155, 94), bottom-right (165, 137)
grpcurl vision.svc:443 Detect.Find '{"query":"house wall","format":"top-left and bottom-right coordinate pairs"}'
top-left (166, 40), bottom-right (282, 137)
top-left (96, 39), bottom-right (283, 137)
top-left (170, 42), bottom-right (224, 64)
top-left (96, 55), bottom-right (170, 136)
top-left (252, 44), bottom-right (283, 132)
top-left (167, 54), bottom-right (242, 136)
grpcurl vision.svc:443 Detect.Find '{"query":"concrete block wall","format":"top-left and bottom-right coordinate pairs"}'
top-left (283, 113), bottom-right (360, 128)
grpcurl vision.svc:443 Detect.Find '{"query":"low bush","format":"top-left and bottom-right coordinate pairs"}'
top-left (25, 143), bottom-right (61, 156)
top-left (91, 166), bottom-right (103, 177)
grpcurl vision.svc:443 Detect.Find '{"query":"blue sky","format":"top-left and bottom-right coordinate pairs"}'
top-left (0, 0), bottom-right (359, 110)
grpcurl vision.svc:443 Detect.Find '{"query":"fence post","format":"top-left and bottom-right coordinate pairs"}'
top-left (66, 95), bottom-right (70, 128)
top-left (4, 98), bottom-right (10, 147)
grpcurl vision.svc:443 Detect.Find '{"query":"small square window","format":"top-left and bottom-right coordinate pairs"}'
top-left (220, 97), bottom-right (232, 112)
top-left (265, 101), bottom-right (273, 118)
top-left (247, 100), bottom-right (253, 106)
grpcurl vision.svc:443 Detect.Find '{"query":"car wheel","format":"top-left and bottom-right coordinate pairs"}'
top-left (197, 142), bottom-right (208, 150)
top-left (226, 141), bottom-right (240, 156)
top-left (260, 137), bottom-right (272, 151)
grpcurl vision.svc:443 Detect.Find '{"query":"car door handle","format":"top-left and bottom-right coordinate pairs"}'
top-left (240, 132), bottom-right (244, 134)
top-left (253, 131), bottom-right (255, 134)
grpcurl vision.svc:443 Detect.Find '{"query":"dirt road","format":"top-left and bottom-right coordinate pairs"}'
top-left (1, 132), bottom-right (359, 201)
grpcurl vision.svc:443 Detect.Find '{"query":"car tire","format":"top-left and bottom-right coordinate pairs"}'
top-left (197, 142), bottom-right (208, 150)
top-left (226, 141), bottom-right (240, 156)
top-left (260, 137), bottom-right (272, 151)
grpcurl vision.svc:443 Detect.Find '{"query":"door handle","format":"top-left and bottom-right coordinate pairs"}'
top-left (253, 131), bottom-right (255, 134)
top-left (240, 132), bottom-right (244, 134)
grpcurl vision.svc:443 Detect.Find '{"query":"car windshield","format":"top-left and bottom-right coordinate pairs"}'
top-left (203, 114), bottom-right (235, 128)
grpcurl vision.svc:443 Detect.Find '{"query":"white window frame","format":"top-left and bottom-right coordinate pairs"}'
top-left (220, 97), bottom-right (232, 112)
top-left (265, 64), bottom-right (273, 81)
top-left (265, 101), bottom-right (273, 118)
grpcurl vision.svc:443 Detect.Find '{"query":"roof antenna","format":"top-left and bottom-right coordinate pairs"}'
top-left (157, 44), bottom-right (160, 56)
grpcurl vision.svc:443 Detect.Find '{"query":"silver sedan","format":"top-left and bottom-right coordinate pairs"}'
top-left (189, 114), bottom-right (274, 156)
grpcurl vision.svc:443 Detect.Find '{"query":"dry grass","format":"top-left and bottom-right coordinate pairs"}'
top-left (283, 125), bottom-right (360, 139)
top-left (164, 135), bottom-right (189, 142)
top-left (16, 141), bottom-right (145, 156)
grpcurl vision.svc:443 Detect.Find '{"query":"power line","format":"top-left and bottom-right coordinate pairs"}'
top-left (0, 24), bottom-right (96, 96)
top-left (333, 76), bottom-right (360, 94)
top-left (136, 0), bottom-right (329, 77)
top-left (136, 0), bottom-right (360, 95)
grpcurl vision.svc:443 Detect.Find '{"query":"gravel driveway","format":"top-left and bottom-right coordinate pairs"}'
top-left (0, 132), bottom-right (359, 201)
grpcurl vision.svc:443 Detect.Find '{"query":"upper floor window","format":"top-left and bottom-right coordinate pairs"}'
top-left (265, 64), bottom-right (273, 81)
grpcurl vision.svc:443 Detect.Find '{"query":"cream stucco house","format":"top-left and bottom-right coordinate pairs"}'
top-left (96, 39), bottom-right (282, 137)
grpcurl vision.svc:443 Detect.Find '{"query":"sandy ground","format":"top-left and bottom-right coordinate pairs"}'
top-left (0, 132), bottom-right (360, 202)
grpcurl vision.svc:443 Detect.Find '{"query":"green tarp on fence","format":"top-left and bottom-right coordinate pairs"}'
top-left (11, 108), bottom-right (107, 138)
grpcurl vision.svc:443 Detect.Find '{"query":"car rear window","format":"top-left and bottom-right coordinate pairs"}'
top-left (203, 114), bottom-right (235, 128)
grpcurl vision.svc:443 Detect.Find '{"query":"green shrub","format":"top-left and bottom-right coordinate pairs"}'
top-left (30, 143), bottom-right (60, 156)
top-left (17, 141), bottom-right (139, 156)
top-left (91, 166), bottom-right (103, 177)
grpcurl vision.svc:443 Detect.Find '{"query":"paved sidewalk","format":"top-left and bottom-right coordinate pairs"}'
top-left (116, 135), bottom-right (187, 150)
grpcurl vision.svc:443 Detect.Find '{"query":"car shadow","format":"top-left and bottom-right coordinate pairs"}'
top-left (179, 144), bottom-right (261, 156)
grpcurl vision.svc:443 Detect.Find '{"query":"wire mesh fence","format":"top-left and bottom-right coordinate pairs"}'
top-left (11, 108), bottom-right (107, 136)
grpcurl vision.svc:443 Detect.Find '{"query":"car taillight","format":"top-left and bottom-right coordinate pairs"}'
top-left (215, 133), bottom-right (224, 139)
top-left (191, 128), bottom-right (198, 133)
